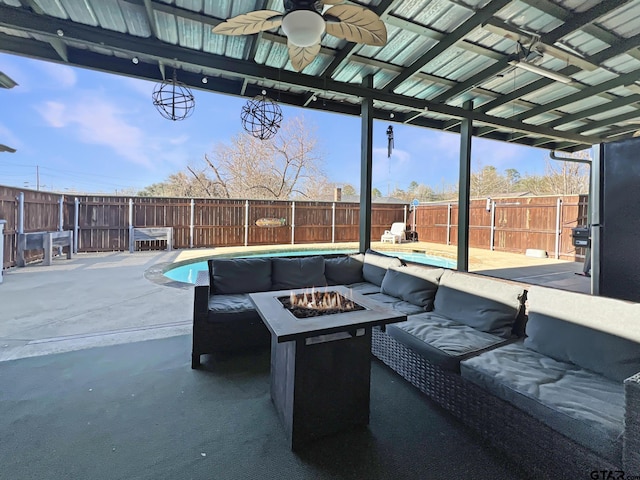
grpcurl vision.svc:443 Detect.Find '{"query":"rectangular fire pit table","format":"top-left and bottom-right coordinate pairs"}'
top-left (249, 286), bottom-right (406, 451)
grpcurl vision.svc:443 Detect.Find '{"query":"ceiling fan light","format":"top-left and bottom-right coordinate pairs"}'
top-left (281, 10), bottom-right (325, 47)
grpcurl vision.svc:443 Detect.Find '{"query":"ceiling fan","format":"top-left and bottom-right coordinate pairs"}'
top-left (212, 0), bottom-right (387, 72)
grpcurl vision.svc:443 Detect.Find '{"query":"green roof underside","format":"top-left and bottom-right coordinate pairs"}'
top-left (1, 0), bottom-right (640, 153)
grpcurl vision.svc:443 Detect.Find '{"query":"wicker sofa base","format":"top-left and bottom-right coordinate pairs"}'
top-left (371, 327), bottom-right (621, 480)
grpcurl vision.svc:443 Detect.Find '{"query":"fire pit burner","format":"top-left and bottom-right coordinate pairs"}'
top-left (278, 290), bottom-right (365, 319)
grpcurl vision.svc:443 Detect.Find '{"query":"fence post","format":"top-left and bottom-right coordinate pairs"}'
top-left (74, 197), bottom-right (79, 254)
top-left (0, 220), bottom-right (5, 284)
top-left (58, 195), bottom-right (64, 256)
top-left (490, 200), bottom-right (496, 251)
top-left (128, 198), bottom-right (134, 253)
top-left (332, 202), bottom-right (336, 243)
top-left (244, 200), bottom-right (249, 247)
top-left (446, 203), bottom-right (452, 245)
top-left (291, 202), bottom-right (296, 245)
top-left (18, 191), bottom-right (24, 235)
top-left (555, 197), bottom-right (562, 259)
top-left (403, 205), bottom-right (407, 225)
top-left (189, 198), bottom-right (195, 249)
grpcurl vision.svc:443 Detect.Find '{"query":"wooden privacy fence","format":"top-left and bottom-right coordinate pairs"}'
top-left (0, 185), bottom-right (588, 269)
top-left (0, 186), bottom-right (407, 268)
top-left (409, 195), bottom-right (589, 262)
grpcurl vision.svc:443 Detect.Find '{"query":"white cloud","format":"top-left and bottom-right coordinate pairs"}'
top-left (0, 122), bottom-right (21, 149)
top-left (36, 95), bottom-right (152, 167)
top-left (169, 134), bottom-right (189, 145)
top-left (38, 101), bottom-right (67, 127)
top-left (38, 62), bottom-right (77, 88)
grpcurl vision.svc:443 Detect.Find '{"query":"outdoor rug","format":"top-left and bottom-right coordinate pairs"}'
top-left (0, 334), bottom-right (529, 480)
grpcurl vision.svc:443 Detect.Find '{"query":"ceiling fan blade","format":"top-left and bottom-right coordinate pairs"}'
top-left (212, 10), bottom-right (282, 36)
top-left (324, 5), bottom-right (387, 46)
top-left (288, 41), bottom-right (321, 71)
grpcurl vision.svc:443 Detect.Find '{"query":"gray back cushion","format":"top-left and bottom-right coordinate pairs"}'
top-left (324, 255), bottom-right (364, 285)
top-left (271, 256), bottom-right (327, 290)
top-left (362, 250), bottom-right (403, 286)
top-left (525, 285), bottom-right (640, 382)
top-left (210, 257), bottom-right (272, 294)
top-left (433, 270), bottom-right (525, 337)
top-left (381, 265), bottom-right (444, 310)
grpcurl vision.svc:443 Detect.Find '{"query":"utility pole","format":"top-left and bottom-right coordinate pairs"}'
top-left (36, 165), bottom-right (40, 191)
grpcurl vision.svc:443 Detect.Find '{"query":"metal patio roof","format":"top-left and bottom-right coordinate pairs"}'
top-left (1, 0), bottom-right (639, 153)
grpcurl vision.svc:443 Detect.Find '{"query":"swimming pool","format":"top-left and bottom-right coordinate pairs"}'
top-left (164, 249), bottom-right (456, 284)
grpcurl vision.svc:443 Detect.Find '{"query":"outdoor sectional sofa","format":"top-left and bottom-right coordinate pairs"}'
top-left (191, 250), bottom-right (640, 479)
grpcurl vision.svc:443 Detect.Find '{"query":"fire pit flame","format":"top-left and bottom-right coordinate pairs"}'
top-left (281, 289), bottom-right (365, 319)
top-left (290, 289), bottom-right (356, 311)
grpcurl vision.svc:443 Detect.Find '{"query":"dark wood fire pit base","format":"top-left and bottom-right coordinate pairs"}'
top-left (249, 286), bottom-right (407, 451)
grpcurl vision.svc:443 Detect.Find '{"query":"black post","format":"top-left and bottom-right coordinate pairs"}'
top-left (457, 100), bottom-right (473, 271)
top-left (359, 74), bottom-right (374, 253)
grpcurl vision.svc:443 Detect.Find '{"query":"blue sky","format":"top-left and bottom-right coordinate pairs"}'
top-left (0, 52), bottom-right (556, 196)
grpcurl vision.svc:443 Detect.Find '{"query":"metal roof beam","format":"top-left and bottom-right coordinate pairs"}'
top-left (542, 0), bottom-right (634, 44)
top-left (573, 110), bottom-right (640, 135)
top-left (383, 0), bottom-right (511, 92)
top-left (515, 70), bottom-right (640, 121)
top-left (383, 14), bottom-right (504, 60)
top-left (430, 58), bottom-right (513, 103)
top-left (142, 0), bottom-right (160, 39)
top-left (0, 6), bottom-right (602, 146)
top-left (546, 95), bottom-right (640, 129)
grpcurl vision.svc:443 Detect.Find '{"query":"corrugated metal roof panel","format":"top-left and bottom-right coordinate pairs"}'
top-left (589, 105), bottom-right (640, 122)
top-left (602, 54), bottom-right (640, 74)
top-left (521, 82), bottom-right (578, 105)
top-left (155, 11), bottom-right (178, 45)
top-left (420, 2), bottom-right (474, 33)
top-left (88, 0), bottom-right (127, 33)
top-left (32, 0), bottom-right (68, 19)
top-left (498, 0), bottom-right (560, 35)
top-left (58, 0), bottom-right (98, 26)
top-left (119, 2), bottom-right (151, 38)
top-left (598, 1), bottom-right (640, 38)
top-left (557, 0), bottom-right (601, 14)
top-left (177, 17), bottom-right (203, 50)
top-left (176, 0), bottom-right (203, 11)
top-left (562, 31), bottom-right (609, 57)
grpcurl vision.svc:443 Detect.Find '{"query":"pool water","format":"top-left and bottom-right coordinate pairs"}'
top-left (163, 249), bottom-right (456, 284)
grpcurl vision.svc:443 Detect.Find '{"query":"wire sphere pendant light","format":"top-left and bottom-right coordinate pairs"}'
top-left (241, 91), bottom-right (283, 140)
top-left (152, 70), bottom-right (195, 121)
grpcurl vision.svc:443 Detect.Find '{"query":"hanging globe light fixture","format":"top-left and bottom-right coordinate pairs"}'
top-left (240, 90), bottom-right (283, 140)
top-left (152, 70), bottom-right (195, 121)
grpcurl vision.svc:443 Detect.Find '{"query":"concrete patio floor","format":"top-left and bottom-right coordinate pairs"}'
top-left (0, 242), bottom-right (590, 363)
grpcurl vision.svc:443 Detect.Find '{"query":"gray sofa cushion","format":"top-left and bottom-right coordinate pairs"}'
top-left (325, 255), bottom-right (365, 285)
top-left (461, 342), bottom-right (624, 463)
top-left (271, 256), bottom-right (327, 290)
top-left (381, 265), bottom-right (444, 310)
top-left (362, 250), bottom-right (403, 286)
top-left (525, 285), bottom-right (640, 383)
top-left (388, 312), bottom-right (512, 372)
top-left (210, 258), bottom-right (271, 294)
top-left (366, 293), bottom-right (426, 316)
top-left (346, 281), bottom-right (381, 295)
top-left (433, 270), bottom-right (525, 337)
top-left (208, 294), bottom-right (256, 315)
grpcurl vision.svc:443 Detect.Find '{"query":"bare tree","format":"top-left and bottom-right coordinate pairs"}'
top-left (138, 172), bottom-right (220, 197)
top-left (543, 157), bottom-right (590, 195)
top-left (470, 165), bottom-right (508, 197)
top-left (204, 116), bottom-right (328, 200)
